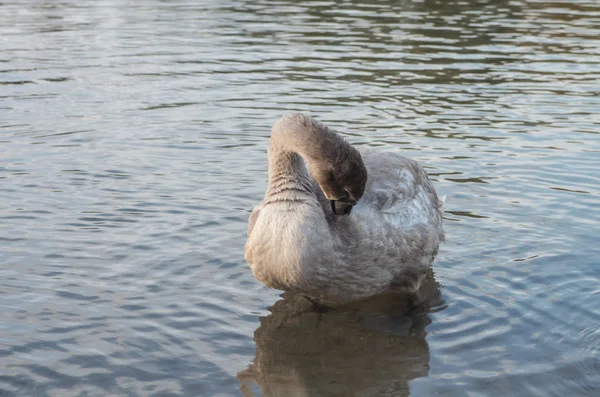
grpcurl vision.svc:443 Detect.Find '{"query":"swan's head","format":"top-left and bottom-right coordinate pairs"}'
top-left (313, 148), bottom-right (367, 216)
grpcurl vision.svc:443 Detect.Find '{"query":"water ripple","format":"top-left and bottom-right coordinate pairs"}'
top-left (1, 0), bottom-right (600, 396)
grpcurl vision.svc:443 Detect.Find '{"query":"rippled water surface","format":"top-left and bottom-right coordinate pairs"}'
top-left (2, 0), bottom-right (600, 396)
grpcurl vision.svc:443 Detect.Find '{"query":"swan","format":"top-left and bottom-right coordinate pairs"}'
top-left (245, 113), bottom-right (444, 305)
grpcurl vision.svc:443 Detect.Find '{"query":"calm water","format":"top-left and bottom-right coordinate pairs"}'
top-left (1, 0), bottom-right (600, 396)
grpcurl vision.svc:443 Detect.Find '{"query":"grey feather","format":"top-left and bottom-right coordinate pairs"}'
top-left (245, 113), bottom-right (445, 305)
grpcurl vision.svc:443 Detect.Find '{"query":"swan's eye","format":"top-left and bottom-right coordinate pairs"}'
top-left (340, 189), bottom-right (350, 201)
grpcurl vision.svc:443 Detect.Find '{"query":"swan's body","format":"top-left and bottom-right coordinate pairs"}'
top-left (245, 113), bottom-right (444, 305)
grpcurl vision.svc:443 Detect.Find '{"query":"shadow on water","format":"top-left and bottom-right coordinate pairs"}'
top-left (238, 270), bottom-right (443, 397)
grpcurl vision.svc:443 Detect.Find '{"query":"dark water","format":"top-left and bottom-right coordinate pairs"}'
top-left (2, 0), bottom-right (599, 396)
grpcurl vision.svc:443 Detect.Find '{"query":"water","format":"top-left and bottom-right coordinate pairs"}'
top-left (1, 0), bottom-right (599, 396)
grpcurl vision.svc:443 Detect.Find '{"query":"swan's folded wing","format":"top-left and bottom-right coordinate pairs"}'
top-left (247, 205), bottom-right (262, 237)
top-left (359, 149), bottom-right (443, 233)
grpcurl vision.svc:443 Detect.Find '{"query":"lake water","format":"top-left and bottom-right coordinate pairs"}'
top-left (1, 0), bottom-right (599, 396)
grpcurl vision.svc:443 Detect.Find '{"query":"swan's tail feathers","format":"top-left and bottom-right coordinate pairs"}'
top-left (437, 194), bottom-right (447, 242)
top-left (438, 194), bottom-right (447, 213)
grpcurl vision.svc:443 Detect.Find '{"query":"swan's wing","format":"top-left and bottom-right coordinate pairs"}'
top-left (247, 205), bottom-right (262, 237)
top-left (359, 149), bottom-right (444, 237)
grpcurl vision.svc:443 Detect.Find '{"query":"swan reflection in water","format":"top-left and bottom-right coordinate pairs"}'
top-left (238, 269), bottom-right (443, 397)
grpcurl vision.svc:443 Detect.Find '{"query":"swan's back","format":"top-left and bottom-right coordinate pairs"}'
top-left (358, 149), bottom-right (444, 238)
top-left (318, 149), bottom-right (444, 300)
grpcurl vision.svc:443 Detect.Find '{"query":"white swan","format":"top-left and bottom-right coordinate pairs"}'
top-left (245, 113), bottom-right (444, 305)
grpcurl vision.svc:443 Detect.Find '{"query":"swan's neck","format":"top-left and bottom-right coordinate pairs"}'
top-left (264, 113), bottom-right (352, 204)
top-left (264, 147), bottom-right (315, 203)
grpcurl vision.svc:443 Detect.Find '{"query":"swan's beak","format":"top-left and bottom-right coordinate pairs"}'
top-left (331, 199), bottom-right (355, 216)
